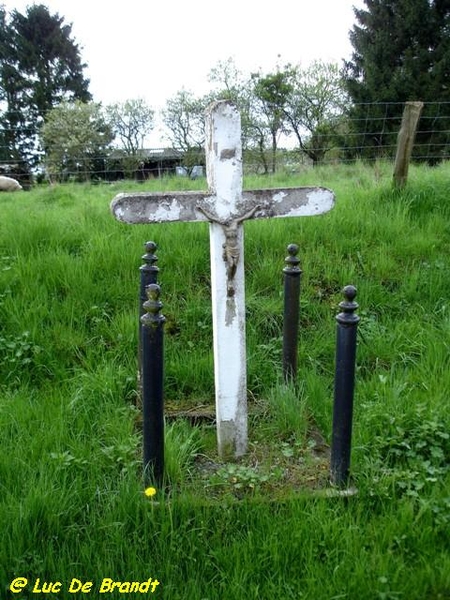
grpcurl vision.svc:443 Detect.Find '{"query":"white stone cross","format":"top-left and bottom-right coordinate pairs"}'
top-left (111, 100), bottom-right (335, 460)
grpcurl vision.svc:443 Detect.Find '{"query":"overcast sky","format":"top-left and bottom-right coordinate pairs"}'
top-left (2, 0), bottom-right (365, 145)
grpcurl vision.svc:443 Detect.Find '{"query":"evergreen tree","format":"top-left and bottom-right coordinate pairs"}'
top-left (0, 4), bottom-right (91, 171)
top-left (0, 6), bottom-right (10, 164)
top-left (343, 0), bottom-right (450, 162)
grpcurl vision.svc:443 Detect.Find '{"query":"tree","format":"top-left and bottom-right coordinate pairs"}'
top-left (208, 57), bottom-right (254, 152)
top-left (208, 57), bottom-right (245, 101)
top-left (41, 101), bottom-right (113, 181)
top-left (284, 61), bottom-right (348, 165)
top-left (0, 4), bottom-right (91, 171)
top-left (0, 6), bottom-right (10, 164)
top-left (249, 67), bottom-right (294, 173)
top-left (162, 89), bottom-right (207, 171)
top-left (0, 5), bottom-right (6, 104)
top-left (105, 99), bottom-right (155, 178)
top-left (343, 0), bottom-right (450, 162)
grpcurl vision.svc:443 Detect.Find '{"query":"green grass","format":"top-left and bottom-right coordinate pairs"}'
top-left (0, 162), bottom-right (449, 599)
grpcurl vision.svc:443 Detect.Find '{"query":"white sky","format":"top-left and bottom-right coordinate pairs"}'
top-left (2, 0), bottom-right (365, 145)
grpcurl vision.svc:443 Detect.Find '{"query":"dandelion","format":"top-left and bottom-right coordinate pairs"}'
top-left (144, 486), bottom-right (157, 498)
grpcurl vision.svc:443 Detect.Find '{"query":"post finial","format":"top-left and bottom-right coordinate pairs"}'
top-left (141, 283), bottom-right (165, 327)
top-left (140, 241), bottom-right (159, 274)
top-left (283, 243), bottom-right (302, 275)
top-left (336, 285), bottom-right (360, 325)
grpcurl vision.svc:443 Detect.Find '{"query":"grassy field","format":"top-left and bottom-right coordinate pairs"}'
top-left (0, 161), bottom-right (449, 599)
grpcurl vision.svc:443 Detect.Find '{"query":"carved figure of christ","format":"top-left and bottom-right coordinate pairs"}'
top-left (111, 100), bottom-right (335, 459)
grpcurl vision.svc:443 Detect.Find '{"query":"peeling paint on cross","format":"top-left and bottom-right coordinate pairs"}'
top-left (111, 100), bottom-right (335, 460)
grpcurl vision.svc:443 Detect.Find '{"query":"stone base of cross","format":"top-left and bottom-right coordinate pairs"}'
top-left (111, 100), bottom-right (335, 460)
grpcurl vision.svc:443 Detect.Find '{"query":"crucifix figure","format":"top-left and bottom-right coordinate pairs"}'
top-left (111, 100), bottom-right (335, 460)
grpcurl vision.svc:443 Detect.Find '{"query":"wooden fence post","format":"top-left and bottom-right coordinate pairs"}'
top-left (393, 101), bottom-right (424, 188)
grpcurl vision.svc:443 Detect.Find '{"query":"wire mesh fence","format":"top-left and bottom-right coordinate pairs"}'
top-left (1, 101), bottom-right (450, 182)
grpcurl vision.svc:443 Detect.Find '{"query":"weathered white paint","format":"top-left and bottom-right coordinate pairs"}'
top-left (151, 198), bottom-right (183, 222)
top-left (270, 189), bottom-right (333, 216)
top-left (278, 190), bottom-right (335, 218)
top-left (110, 100), bottom-right (336, 461)
top-left (111, 187), bottom-right (336, 225)
top-left (205, 101), bottom-right (248, 459)
top-left (273, 191), bottom-right (288, 203)
top-left (111, 192), bottom-right (213, 223)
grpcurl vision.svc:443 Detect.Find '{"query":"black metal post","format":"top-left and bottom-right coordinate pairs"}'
top-left (139, 241), bottom-right (159, 323)
top-left (138, 242), bottom-right (159, 397)
top-left (282, 243), bottom-right (302, 383)
top-left (141, 283), bottom-right (166, 485)
top-left (330, 285), bottom-right (360, 487)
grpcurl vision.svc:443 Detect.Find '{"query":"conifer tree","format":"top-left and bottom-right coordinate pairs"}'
top-left (0, 4), bottom-right (91, 171)
top-left (343, 0), bottom-right (450, 162)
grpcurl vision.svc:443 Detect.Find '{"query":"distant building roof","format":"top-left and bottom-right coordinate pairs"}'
top-left (108, 148), bottom-right (184, 161)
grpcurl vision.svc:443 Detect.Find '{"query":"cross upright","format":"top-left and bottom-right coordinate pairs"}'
top-left (111, 100), bottom-right (335, 460)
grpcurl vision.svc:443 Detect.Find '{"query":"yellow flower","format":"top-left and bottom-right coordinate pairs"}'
top-left (144, 486), bottom-right (157, 498)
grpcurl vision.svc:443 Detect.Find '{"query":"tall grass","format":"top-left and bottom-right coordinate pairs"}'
top-left (1, 162), bottom-right (449, 598)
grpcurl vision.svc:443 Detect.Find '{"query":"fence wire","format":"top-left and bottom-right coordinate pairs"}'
top-left (1, 101), bottom-right (450, 181)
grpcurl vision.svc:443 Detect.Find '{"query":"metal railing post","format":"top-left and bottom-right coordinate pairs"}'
top-left (282, 243), bottom-right (302, 383)
top-left (330, 285), bottom-right (360, 487)
top-left (138, 242), bottom-right (159, 400)
top-left (141, 283), bottom-right (166, 485)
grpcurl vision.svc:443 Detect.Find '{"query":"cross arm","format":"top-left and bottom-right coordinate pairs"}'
top-left (243, 187), bottom-right (335, 220)
top-left (110, 186), bottom-right (335, 225)
top-left (110, 191), bottom-right (213, 224)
